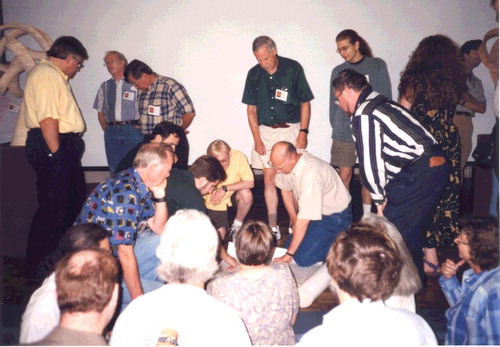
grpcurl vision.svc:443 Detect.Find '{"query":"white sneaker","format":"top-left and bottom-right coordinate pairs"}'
top-left (228, 225), bottom-right (240, 242)
top-left (272, 226), bottom-right (281, 241)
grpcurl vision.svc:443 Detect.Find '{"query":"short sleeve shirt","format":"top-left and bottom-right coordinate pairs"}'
top-left (75, 168), bottom-right (154, 250)
top-left (166, 169), bottom-right (207, 216)
top-left (274, 152), bottom-right (351, 220)
top-left (204, 149), bottom-right (254, 211)
top-left (24, 59), bottom-right (85, 133)
top-left (455, 72), bottom-right (486, 117)
top-left (137, 75), bottom-right (195, 134)
top-left (242, 56), bottom-right (314, 125)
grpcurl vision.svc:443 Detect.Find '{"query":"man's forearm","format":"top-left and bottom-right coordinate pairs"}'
top-left (226, 180), bottom-right (254, 191)
top-left (181, 113), bottom-right (195, 130)
top-left (148, 200), bottom-right (168, 234)
top-left (39, 117), bottom-right (60, 153)
top-left (117, 244), bottom-right (143, 300)
top-left (299, 102), bottom-right (311, 129)
top-left (287, 219), bottom-right (310, 254)
top-left (247, 105), bottom-right (262, 142)
top-left (98, 112), bottom-right (107, 130)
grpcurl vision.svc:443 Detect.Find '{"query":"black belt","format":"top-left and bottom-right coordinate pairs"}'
top-left (60, 132), bottom-right (83, 137)
top-left (107, 120), bottom-right (139, 126)
top-left (455, 111), bottom-right (472, 117)
top-left (263, 122), bottom-right (290, 128)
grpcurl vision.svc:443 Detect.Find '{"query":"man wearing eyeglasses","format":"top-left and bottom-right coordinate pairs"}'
top-left (242, 36), bottom-right (314, 240)
top-left (331, 68), bottom-right (449, 280)
top-left (23, 36), bottom-right (89, 276)
top-left (124, 59), bottom-right (195, 170)
top-left (93, 51), bottom-right (143, 174)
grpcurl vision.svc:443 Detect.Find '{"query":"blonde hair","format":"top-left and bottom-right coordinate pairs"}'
top-left (207, 139), bottom-right (231, 157)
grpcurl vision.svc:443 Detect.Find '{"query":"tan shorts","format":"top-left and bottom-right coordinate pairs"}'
top-left (330, 138), bottom-right (356, 167)
top-left (251, 123), bottom-right (300, 169)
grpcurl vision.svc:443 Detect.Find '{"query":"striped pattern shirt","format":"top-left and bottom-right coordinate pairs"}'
top-left (137, 74), bottom-right (195, 134)
top-left (352, 88), bottom-right (436, 202)
top-left (439, 268), bottom-right (500, 345)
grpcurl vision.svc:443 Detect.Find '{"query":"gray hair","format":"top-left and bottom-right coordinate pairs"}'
top-left (133, 142), bottom-right (173, 169)
top-left (156, 209), bottom-right (219, 284)
top-left (252, 36), bottom-right (276, 52)
top-left (362, 214), bottom-right (422, 296)
top-left (104, 51), bottom-right (127, 65)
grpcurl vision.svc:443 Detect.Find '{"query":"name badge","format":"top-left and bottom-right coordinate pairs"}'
top-left (148, 105), bottom-right (161, 116)
top-left (275, 88), bottom-right (288, 102)
top-left (123, 91), bottom-right (135, 100)
top-left (7, 103), bottom-right (19, 113)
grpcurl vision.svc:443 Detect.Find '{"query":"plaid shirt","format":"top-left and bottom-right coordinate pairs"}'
top-left (439, 267), bottom-right (500, 345)
top-left (137, 74), bottom-right (195, 134)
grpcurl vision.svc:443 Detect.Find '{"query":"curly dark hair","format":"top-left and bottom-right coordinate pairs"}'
top-left (398, 34), bottom-right (467, 109)
top-left (460, 216), bottom-right (499, 271)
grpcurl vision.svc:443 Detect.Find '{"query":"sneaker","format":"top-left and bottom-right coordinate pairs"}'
top-left (272, 226), bottom-right (281, 241)
top-left (228, 225), bottom-right (239, 242)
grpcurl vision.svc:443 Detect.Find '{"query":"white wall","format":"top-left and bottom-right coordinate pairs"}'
top-left (3, 0), bottom-right (498, 166)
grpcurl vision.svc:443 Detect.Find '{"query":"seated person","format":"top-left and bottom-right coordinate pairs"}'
top-left (20, 223), bottom-right (111, 344)
top-left (75, 143), bottom-right (173, 311)
top-left (166, 155), bottom-right (226, 216)
top-left (110, 209), bottom-right (251, 346)
top-left (299, 222), bottom-right (437, 345)
top-left (115, 121), bottom-right (184, 172)
top-left (205, 140), bottom-right (254, 268)
top-left (439, 216), bottom-right (499, 345)
top-left (207, 220), bottom-right (299, 345)
top-left (32, 249), bottom-right (119, 346)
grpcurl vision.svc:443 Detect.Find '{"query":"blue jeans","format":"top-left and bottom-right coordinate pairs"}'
top-left (104, 125), bottom-right (144, 174)
top-left (285, 206), bottom-right (352, 267)
top-left (120, 231), bottom-right (164, 311)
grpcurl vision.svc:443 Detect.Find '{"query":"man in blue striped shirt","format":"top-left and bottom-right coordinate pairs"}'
top-left (332, 69), bottom-right (449, 278)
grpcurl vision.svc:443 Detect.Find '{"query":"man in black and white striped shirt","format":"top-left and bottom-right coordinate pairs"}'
top-left (332, 68), bottom-right (450, 278)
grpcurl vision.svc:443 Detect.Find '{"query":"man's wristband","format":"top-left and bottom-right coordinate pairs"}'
top-left (286, 251), bottom-right (295, 257)
top-left (299, 128), bottom-right (309, 134)
top-left (221, 185), bottom-right (228, 192)
top-left (151, 196), bottom-right (167, 203)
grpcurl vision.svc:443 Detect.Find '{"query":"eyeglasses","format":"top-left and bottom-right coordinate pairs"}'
top-left (334, 89), bottom-right (345, 106)
top-left (336, 44), bottom-right (352, 54)
top-left (130, 75), bottom-right (144, 88)
top-left (103, 60), bottom-right (117, 67)
top-left (267, 157), bottom-right (289, 170)
top-left (71, 55), bottom-right (84, 69)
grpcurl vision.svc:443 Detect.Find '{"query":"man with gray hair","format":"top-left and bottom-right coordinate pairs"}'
top-left (75, 142), bottom-right (173, 311)
top-left (111, 209), bottom-right (251, 346)
top-left (93, 51), bottom-right (143, 174)
top-left (242, 35), bottom-right (314, 240)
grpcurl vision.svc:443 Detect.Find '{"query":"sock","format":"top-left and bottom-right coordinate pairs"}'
top-left (362, 204), bottom-right (372, 216)
top-left (268, 213), bottom-right (278, 228)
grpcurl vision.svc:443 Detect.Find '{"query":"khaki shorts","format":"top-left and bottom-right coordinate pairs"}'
top-left (330, 138), bottom-right (356, 167)
top-left (251, 123), bottom-right (300, 169)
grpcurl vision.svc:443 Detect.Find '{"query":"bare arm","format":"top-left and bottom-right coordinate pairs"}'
top-left (274, 218), bottom-right (310, 264)
top-left (181, 112), bottom-right (196, 131)
top-left (39, 117), bottom-right (60, 153)
top-left (98, 112), bottom-right (108, 130)
top-left (295, 102), bottom-right (311, 149)
top-left (247, 105), bottom-right (265, 155)
top-left (117, 244), bottom-right (143, 300)
top-left (210, 180), bottom-right (254, 206)
top-left (462, 93), bottom-right (487, 114)
top-left (147, 180), bottom-right (168, 234)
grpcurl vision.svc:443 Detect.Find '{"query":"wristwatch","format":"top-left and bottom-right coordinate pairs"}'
top-left (299, 128), bottom-right (309, 134)
top-left (151, 196), bottom-right (167, 203)
top-left (221, 185), bottom-right (228, 192)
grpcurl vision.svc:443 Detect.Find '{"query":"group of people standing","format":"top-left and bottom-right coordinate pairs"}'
top-left (19, 1), bottom-right (499, 344)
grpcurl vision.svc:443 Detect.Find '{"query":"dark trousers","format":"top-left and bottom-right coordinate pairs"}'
top-left (24, 129), bottom-right (87, 270)
top-left (384, 150), bottom-right (450, 280)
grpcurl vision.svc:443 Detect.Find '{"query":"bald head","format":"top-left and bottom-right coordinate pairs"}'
top-left (270, 141), bottom-right (298, 174)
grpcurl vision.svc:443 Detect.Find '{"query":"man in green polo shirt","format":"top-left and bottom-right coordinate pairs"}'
top-left (242, 35), bottom-right (314, 240)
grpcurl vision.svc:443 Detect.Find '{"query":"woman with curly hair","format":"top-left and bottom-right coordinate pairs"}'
top-left (399, 35), bottom-right (467, 274)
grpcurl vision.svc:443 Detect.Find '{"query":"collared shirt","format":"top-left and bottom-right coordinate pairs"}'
top-left (439, 267), bottom-right (500, 345)
top-left (329, 56), bottom-right (392, 142)
top-left (352, 88), bottom-right (436, 202)
top-left (24, 59), bottom-right (85, 133)
top-left (204, 149), bottom-right (254, 211)
top-left (455, 72), bottom-right (486, 117)
top-left (74, 168), bottom-right (154, 251)
top-left (137, 74), bottom-right (195, 134)
top-left (274, 152), bottom-right (351, 220)
top-left (93, 77), bottom-right (139, 122)
top-left (242, 56), bottom-right (314, 126)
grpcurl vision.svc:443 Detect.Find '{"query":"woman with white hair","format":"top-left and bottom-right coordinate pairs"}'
top-left (110, 209), bottom-right (250, 346)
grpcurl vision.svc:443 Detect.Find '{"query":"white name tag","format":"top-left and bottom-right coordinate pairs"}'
top-left (148, 105), bottom-right (161, 116)
top-left (7, 103), bottom-right (19, 113)
top-left (123, 91), bottom-right (135, 100)
top-left (275, 88), bottom-right (288, 102)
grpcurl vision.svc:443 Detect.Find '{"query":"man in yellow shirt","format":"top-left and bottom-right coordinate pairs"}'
top-left (205, 140), bottom-right (254, 268)
top-left (24, 36), bottom-right (89, 276)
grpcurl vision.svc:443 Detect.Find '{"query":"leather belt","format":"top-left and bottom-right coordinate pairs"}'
top-left (107, 120), bottom-right (139, 126)
top-left (455, 111), bottom-right (472, 117)
top-left (265, 123), bottom-right (290, 129)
